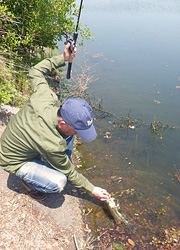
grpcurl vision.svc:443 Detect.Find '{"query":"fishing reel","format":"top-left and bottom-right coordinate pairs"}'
top-left (62, 31), bottom-right (78, 79)
top-left (63, 31), bottom-right (78, 52)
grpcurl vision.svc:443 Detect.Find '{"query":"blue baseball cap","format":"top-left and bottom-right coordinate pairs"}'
top-left (61, 98), bottom-right (97, 142)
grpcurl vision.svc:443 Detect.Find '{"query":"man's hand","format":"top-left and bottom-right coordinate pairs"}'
top-left (92, 186), bottom-right (110, 201)
top-left (63, 43), bottom-right (77, 62)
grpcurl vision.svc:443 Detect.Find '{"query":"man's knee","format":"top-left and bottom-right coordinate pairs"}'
top-left (56, 173), bottom-right (67, 192)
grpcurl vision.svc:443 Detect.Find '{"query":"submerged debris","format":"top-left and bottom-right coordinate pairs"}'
top-left (104, 131), bottom-right (112, 139)
top-left (174, 165), bottom-right (180, 182)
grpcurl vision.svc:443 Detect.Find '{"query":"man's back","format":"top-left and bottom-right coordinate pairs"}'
top-left (0, 55), bottom-right (67, 175)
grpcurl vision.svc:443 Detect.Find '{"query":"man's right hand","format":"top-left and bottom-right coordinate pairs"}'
top-left (63, 43), bottom-right (77, 62)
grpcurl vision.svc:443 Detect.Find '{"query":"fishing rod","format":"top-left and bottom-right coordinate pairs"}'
top-left (63, 0), bottom-right (84, 79)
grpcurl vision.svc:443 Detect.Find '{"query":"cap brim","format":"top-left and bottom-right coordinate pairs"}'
top-left (75, 124), bottom-right (97, 142)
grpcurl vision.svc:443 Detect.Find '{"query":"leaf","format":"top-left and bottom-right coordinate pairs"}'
top-left (106, 177), bottom-right (111, 182)
top-left (154, 99), bottom-right (161, 104)
top-left (112, 242), bottom-right (124, 250)
top-left (128, 239), bottom-right (135, 246)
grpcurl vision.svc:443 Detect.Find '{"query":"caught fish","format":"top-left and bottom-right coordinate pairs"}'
top-left (105, 197), bottom-right (133, 226)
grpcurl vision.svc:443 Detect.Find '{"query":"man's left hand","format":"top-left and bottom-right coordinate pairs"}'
top-left (92, 186), bottom-right (110, 201)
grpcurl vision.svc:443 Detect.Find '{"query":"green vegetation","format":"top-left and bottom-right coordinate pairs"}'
top-left (0, 0), bottom-right (92, 106)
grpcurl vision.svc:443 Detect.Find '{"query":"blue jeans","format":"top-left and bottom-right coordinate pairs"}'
top-left (17, 136), bottom-right (74, 193)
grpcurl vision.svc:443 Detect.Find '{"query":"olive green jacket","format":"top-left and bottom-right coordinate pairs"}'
top-left (0, 55), bottom-right (94, 194)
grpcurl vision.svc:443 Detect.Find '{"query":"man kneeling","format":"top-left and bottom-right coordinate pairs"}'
top-left (0, 43), bottom-right (109, 202)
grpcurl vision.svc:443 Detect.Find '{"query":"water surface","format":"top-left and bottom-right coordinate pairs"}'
top-left (60, 0), bottom-right (180, 247)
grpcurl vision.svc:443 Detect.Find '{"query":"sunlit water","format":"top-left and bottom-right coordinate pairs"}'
top-left (59, 0), bottom-right (180, 247)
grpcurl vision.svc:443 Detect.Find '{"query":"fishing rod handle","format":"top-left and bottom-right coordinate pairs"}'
top-left (66, 32), bottom-right (78, 79)
top-left (67, 62), bottom-right (72, 79)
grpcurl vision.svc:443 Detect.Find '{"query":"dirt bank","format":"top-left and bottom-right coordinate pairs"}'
top-left (0, 104), bottom-right (92, 250)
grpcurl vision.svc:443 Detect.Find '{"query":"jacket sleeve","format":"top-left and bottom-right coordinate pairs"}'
top-left (29, 55), bottom-right (66, 93)
top-left (36, 113), bottom-right (95, 194)
top-left (43, 149), bottom-right (95, 194)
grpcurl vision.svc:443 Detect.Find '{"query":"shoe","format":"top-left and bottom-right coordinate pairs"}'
top-left (27, 190), bottom-right (48, 201)
top-left (19, 179), bottom-right (47, 201)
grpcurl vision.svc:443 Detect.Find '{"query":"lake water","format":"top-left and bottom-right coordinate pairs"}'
top-left (60, 0), bottom-right (180, 248)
